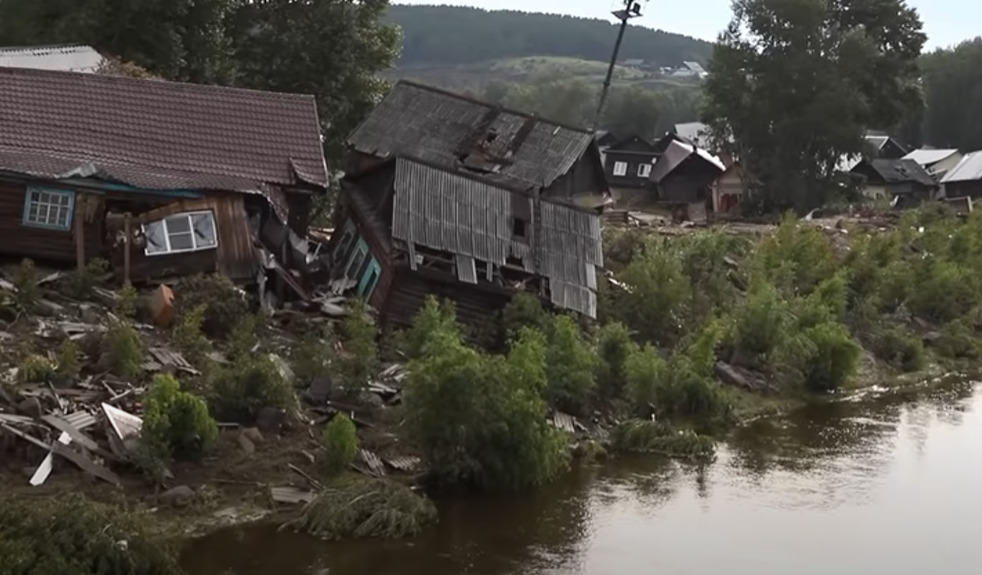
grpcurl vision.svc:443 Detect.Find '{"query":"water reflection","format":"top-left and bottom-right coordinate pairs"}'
top-left (185, 379), bottom-right (982, 575)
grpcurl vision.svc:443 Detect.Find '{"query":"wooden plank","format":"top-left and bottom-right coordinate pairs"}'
top-left (74, 195), bottom-right (85, 270)
top-left (123, 213), bottom-right (131, 284)
top-left (41, 414), bottom-right (120, 463)
top-left (52, 442), bottom-right (121, 486)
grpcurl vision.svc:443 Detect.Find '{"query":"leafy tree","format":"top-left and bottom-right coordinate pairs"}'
top-left (702, 0), bottom-right (926, 211)
top-left (601, 85), bottom-right (669, 140)
top-left (594, 322), bottom-right (638, 401)
top-left (336, 299), bottom-right (379, 398)
top-left (544, 315), bottom-right (598, 415)
top-left (920, 38), bottom-right (982, 151)
top-left (404, 324), bottom-right (567, 490)
top-left (400, 296), bottom-right (460, 360)
top-left (501, 293), bottom-right (552, 341)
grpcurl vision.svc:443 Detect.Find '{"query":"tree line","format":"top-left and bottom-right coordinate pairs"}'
top-left (386, 5), bottom-right (714, 68)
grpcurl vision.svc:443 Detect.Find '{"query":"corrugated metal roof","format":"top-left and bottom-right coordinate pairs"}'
top-left (941, 151), bottom-right (982, 183)
top-left (0, 44), bottom-right (104, 73)
top-left (651, 140), bottom-right (725, 183)
top-left (390, 157), bottom-right (602, 318)
top-left (348, 81), bottom-right (593, 190)
top-left (857, 158), bottom-right (935, 187)
top-left (0, 66), bottom-right (327, 196)
top-left (903, 148), bottom-right (960, 167)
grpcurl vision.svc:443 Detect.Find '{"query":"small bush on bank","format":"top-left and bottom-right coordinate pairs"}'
top-left (280, 478), bottom-right (437, 540)
top-left (790, 322), bottom-right (863, 393)
top-left (594, 321), bottom-right (638, 401)
top-left (322, 414), bottom-right (358, 477)
top-left (336, 299), bottom-right (379, 398)
top-left (12, 259), bottom-right (39, 312)
top-left (142, 374), bottom-right (218, 461)
top-left (544, 315), bottom-right (597, 415)
top-left (610, 420), bottom-right (716, 459)
top-left (16, 354), bottom-right (55, 383)
top-left (64, 258), bottom-right (109, 300)
top-left (55, 338), bottom-right (81, 378)
top-left (207, 355), bottom-right (296, 424)
top-left (174, 274), bottom-right (249, 339)
top-left (172, 303), bottom-right (211, 366)
top-left (398, 296), bottom-right (459, 360)
top-left (501, 293), bottom-right (552, 339)
top-left (871, 326), bottom-right (926, 372)
top-left (105, 319), bottom-right (144, 381)
top-left (116, 282), bottom-right (139, 319)
top-left (291, 325), bottom-right (335, 386)
top-left (0, 494), bottom-right (181, 575)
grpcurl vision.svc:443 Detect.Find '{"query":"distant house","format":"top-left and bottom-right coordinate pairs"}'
top-left (850, 158), bottom-right (936, 207)
top-left (669, 61), bottom-right (707, 79)
top-left (902, 148), bottom-right (963, 180)
top-left (650, 139), bottom-right (725, 220)
top-left (838, 130), bottom-right (909, 171)
top-left (603, 134), bottom-right (659, 206)
top-left (710, 162), bottom-right (758, 214)
top-left (0, 67), bottom-right (327, 287)
top-left (940, 151), bottom-right (982, 199)
top-left (336, 81), bottom-right (606, 328)
top-left (0, 44), bottom-right (104, 73)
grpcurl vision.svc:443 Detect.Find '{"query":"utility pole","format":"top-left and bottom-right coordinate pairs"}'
top-left (594, 0), bottom-right (647, 131)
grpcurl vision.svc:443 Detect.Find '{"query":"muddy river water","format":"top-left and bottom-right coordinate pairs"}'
top-left (183, 378), bottom-right (982, 575)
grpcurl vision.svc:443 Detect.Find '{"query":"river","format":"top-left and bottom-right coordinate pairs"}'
top-left (183, 378), bottom-right (981, 575)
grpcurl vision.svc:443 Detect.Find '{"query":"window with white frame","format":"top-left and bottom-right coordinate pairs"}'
top-left (22, 187), bottom-right (75, 230)
top-left (143, 211), bottom-right (218, 256)
top-left (612, 161), bottom-right (628, 176)
top-left (638, 163), bottom-right (652, 178)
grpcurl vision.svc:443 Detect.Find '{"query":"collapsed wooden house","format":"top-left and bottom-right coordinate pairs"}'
top-left (332, 81), bottom-right (607, 328)
top-left (0, 66), bottom-right (327, 291)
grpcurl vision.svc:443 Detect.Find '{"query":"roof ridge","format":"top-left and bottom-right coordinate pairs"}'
top-left (0, 65), bottom-right (318, 102)
top-left (394, 79), bottom-right (593, 135)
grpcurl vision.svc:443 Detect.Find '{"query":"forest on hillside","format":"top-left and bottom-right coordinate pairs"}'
top-left (385, 5), bottom-right (714, 67)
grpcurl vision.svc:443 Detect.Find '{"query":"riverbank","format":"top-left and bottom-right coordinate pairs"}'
top-left (4, 204), bottom-right (982, 559)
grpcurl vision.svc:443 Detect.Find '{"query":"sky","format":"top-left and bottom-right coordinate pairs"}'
top-left (396, 0), bottom-right (976, 50)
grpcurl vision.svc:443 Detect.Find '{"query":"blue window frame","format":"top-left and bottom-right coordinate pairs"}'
top-left (22, 187), bottom-right (75, 231)
top-left (357, 258), bottom-right (381, 299)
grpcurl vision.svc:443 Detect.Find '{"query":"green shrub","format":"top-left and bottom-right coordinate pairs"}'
top-left (172, 303), bottom-right (211, 365)
top-left (280, 478), bottom-right (437, 540)
top-left (142, 373), bottom-right (218, 460)
top-left (544, 315), bottom-right (598, 415)
top-left (174, 274), bottom-right (249, 339)
top-left (55, 338), bottom-right (80, 378)
top-left (0, 494), bottom-right (181, 575)
top-left (786, 322), bottom-right (863, 393)
top-left (207, 355), bottom-right (296, 424)
top-left (935, 320), bottom-right (982, 359)
top-left (12, 259), bottom-right (39, 312)
top-left (404, 325), bottom-right (567, 490)
top-left (291, 325), bottom-right (335, 386)
top-left (17, 354), bottom-right (55, 383)
top-left (336, 299), bottom-right (378, 398)
top-left (729, 280), bottom-right (790, 366)
top-left (872, 327), bottom-right (926, 372)
top-left (116, 282), bottom-right (138, 319)
top-left (624, 343), bottom-right (731, 425)
top-left (322, 414), bottom-right (358, 476)
top-left (753, 213), bottom-right (837, 295)
top-left (105, 319), bottom-right (144, 381)
top-left (399, 296), bottom-right (460, 360)
top-left (64, 258), bottom-right (108, 300)
top-left (610, 420), bottom-right (715, 459)
top-left (594, 321), bottom-right (638, 401)
top-left (612, 238), bottom-right (690, 346)
top-left (501, 292), bottom-right (552, 339)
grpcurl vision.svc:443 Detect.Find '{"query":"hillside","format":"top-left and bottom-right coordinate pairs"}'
top-left (385, 5), bottom-right (713, 68)
top-left (384, 5), bottom-right (714, 91)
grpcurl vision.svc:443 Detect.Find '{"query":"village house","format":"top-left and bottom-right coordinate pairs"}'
top-left (901, 148), bottom-right (964, 180)
top-left (940, 151), bottom-right (982, 199)
top-left (334, 80), bottom-right (606, 328)
top-left (0, 44), bottom-right (105, 73)
top-left (850, 158), bottom-right (936, 207)
top-left (603, 134), bottom-right (659, 207)
top-left (709, 161), bottom-right (758, 214)
top-left (648, 138), bottom-right (726, 221)
top-left (0, 66), bottom-right (327, 290)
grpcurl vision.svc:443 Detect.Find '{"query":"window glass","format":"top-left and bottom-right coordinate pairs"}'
top-left (23, 187), bottom-right (74, 229)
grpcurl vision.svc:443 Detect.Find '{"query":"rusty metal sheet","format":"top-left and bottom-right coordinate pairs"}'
top-left (359, 449), bottom-right (386, 477)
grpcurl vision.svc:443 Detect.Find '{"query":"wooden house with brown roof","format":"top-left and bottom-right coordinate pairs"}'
top-left (332, 81), bottom-right (606, 329)
top-left (0, 66), bottom-right (327, 286)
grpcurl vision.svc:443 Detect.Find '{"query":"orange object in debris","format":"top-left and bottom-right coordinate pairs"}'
top-left (148, 284), bottom-right (175, 327)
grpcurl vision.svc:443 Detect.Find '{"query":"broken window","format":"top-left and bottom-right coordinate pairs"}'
top-left (143, 211), bottom-right (217, 256)
top-left (511, 218), bottom-right (527, 238)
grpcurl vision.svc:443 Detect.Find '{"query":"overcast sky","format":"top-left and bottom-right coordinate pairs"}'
top-left (396, 0), bottom-right (976, 50)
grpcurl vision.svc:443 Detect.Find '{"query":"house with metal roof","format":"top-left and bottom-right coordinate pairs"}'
top-left (0, 66), bottom-right (327, 286)
top-left (330, 81), bottom-right (607, 328)
top-left (940, 151), bottom-right (982, 200)
top-left (901, 148), bottom-right (963, 180)
top-left (850, 158), bottom-right (936, 207)
top-left (0, 44), bottom-right (105, 73)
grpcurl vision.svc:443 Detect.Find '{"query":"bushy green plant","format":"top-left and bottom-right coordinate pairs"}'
top-left (226, 313), bottom-right (266, 360)
top-left (291, 325), bottom-right (335, 386)
top-left (399, 296), bottom-right (459, 360)
top-left (935, 320), bottom-right (982, 359)
top-left (105, 319), bottom-right (144, 381)
top-left (624, 342), bottom-right (731, 425)
top-left (173, 303), bottom-right (211, 365)
top-left (781, 322), bottom-right (863, 393)
top-left (142, 374), bottom-right (218, 461)
top-left (116, 282), bottom-right (138, 319)
top-left (594, 321), bottom-right (638, 401)
top-left (12, 258), bottom-right (39, 312)
top-left (174, 274), bottom-right (249, 339)
top-left (404, 325), bottom-right (567, 490)
top-left (544, 315), bottom-right (597, 414)
top-left (65, 258), bottom-right (108, 300)
top-left (729, 279), bottom-right (790, 367)
top-left (753, 213), bottom-right (838, 295)
top-left (207, 355), bottom-right (296, 424)
top-left (871, 327), bottom-right (926, 372)
top-left (609, 420), bottom-right (715, 459)
top-left (322, 413), bottom-right (358, 476)
top-left (337, 299), bottom-right (378, 398)
top-left (612, 238), bottom-right (690, 346)
top-left (0, 494), bottom-right (181, 575)
top-left (501, 292), bottom-right (552, 339)
top-left (55, 338), bottom-right (80, 378)
top-left (17, 354), bottom-right (55, 383)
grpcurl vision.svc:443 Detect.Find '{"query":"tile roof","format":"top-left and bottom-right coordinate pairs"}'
top-left (857, 158), bottom-right (935, 187)
top-left (0, 44), bottom-right (104, 73)
top-left (902, 148), bottom-right (960, 167)
top-left (0, 66), bottom-right (327, 200)
top-left (941, 151), bottom-right (982, 184)
top-left (347, 81), bottom-right (594, 190)
top-left (390, 156), bottom-right (602, 318)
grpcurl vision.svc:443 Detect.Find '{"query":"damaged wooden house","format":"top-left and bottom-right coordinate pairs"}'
top-left (331, 80), bottom-right (606, 328)
top-left (0, 66), bottom-right (327, 296)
